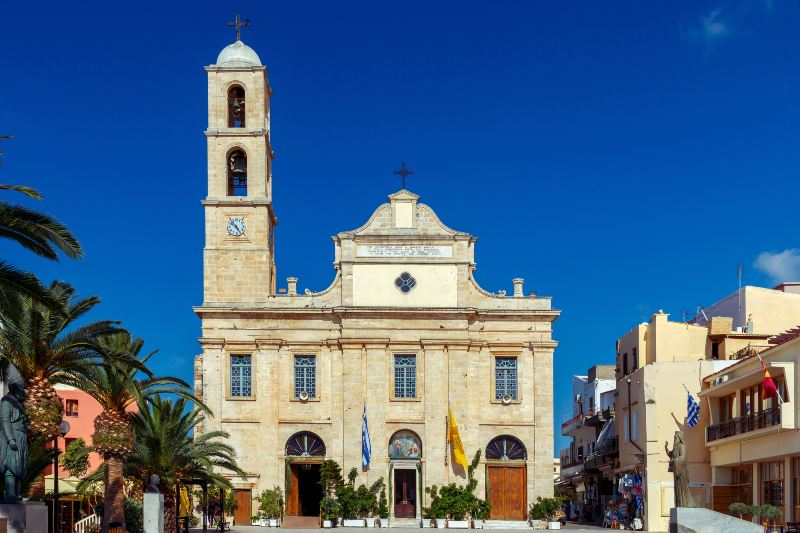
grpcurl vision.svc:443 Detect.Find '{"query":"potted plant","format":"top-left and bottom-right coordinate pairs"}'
top-left (423, 451), bottom-right (489, 529)
top-left (338, 468), bottom-right (367, 526)
top-left (755, 504), bottom-right (781, 532)
top-left (321, 495), bottom-right (340, 528)
top-left (472, 500), bottom-right (490, 529)
top-left (729, 502), bottom-right (753, 521)
top-left (223, 490), bottom-right (238, 526)
top-left (252, 514), bottom-right (264, 526)
top-left (529, 497), bottom-right (564, 530)
top-left (377, 482), bottom-right (390, 528)
top-left (259, 486), bottom-right (284, 527)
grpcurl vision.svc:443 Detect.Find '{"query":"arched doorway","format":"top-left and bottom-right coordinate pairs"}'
top-left (486, 435), bottom-right (528, 520)
top-left (285, 431), bottom-right (326, 518)
top-left (388, 430), bottom-right (422, 519)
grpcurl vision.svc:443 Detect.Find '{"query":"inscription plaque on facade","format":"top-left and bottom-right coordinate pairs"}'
top-left (356, 244), bottom-right (453, 258)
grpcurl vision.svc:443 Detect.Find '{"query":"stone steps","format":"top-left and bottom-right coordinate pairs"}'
top-left (390, 517), bottom-right (420, 528)
top-left (482, 520), bottom-right (530, 529)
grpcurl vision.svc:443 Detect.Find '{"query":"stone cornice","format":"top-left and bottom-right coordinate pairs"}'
top-left (205, 128), bottom-right (269, 137)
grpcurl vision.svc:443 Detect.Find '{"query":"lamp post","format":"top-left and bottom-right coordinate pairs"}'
top-left (53, 420), bottom-right (70, 533)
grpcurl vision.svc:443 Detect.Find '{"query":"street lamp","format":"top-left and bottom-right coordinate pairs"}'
top-left (53, 420), bottom-right (70, 533)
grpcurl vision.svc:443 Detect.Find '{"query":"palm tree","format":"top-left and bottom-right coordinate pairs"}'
top-left (0, 281), bottom-right (122, 497)
top-left (0, 182), bottom-right (83, 309)
top-left (127, 396), bottom-right (244, 533)
top-left (73, 333), bottom-right (195, 531)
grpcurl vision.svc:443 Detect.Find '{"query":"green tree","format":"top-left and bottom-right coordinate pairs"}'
top-left (60, 437), bottom-right (91, 478)
top-left (0, 281), bottom-right (123, 497)
top-left (70, 333), bottom-right (193, 531)
top-left (126, 396), bottom-right (244, 533)
top-left (0, 139), bottom-right (83, 308)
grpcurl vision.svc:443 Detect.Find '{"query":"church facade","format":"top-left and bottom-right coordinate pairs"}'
top-left (194, 37), bottom-right (559, 525)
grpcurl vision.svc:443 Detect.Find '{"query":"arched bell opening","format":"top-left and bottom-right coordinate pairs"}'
top-left (228, 85), bottom-right (246, 128)
top-left (227, 149), bottom-right (247, 196)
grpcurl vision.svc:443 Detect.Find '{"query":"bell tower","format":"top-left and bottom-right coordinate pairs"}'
top-left (203, 28), bottom-right (276, 304)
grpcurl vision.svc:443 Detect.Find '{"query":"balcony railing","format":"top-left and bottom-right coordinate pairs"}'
top-left (706, 407), bottom-right (781, 442)
top-left (561, 410), bottom-right (595, 432)
top-left (584, 436), bottom-right (619, 469)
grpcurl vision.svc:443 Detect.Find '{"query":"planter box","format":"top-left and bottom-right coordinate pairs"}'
top-left (365, 517), bottom-right (376, 528)
top-left (547, 521), bottom-right (561, 530)
top-left (421, 519), bottom-right (432, 528)
top-left (269, 518), bottom-right (281, 527)
top-left (530, 520), bottom-right (547, 530)
top-left (343, 519), bottom-right (365, 527)
top-left (447, 520), bottom-right (469, 528)
top-left (379, 518), bottom-right (389, 528)
top-left (472, 520), bottom-right (484, 529)
top-left (323, 519), bottom-right (334, 528)
top-left (434, 519), bottom-right (446, 528)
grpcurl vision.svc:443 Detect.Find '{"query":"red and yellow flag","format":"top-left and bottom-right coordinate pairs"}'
top-left (762, 368), bottom-right (778, 400)
top-left (448, 406), bottom-right (468, 469)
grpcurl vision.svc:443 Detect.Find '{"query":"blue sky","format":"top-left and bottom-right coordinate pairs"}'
top-left (1, 1), bottom-right (799, 453)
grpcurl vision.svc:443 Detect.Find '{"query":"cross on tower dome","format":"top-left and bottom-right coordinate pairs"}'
top-left (227, 13), bottom-right (251, 42)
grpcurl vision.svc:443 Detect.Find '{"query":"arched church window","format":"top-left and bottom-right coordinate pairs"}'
top-left (227, 149), bottom-right (247, 196)
top-left (486, 435), bottom-right (527, 461)
top-left (286, 431), bottom-right (326, 457)
top-left (228, 86), bottom-right (246, 128)
top-left (388, 430), bottom-right (422, 459)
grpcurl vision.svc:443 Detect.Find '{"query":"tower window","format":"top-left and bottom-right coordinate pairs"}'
top-left (228, 86), bottom-right (246, 128)
top-left (227, 149), bottom-right (247, 196)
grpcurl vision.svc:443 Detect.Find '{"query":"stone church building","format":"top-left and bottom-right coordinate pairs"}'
top-left (194, 36), bottom-right (559, 526)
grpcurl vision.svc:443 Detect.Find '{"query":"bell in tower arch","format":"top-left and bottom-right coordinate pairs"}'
top-left (227, 150), bottom-right (248, 196)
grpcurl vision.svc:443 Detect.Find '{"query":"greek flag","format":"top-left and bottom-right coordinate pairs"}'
top-left (362, 402), bottom-right (372, 467)
top-left (687, 392), bottom-right (701, 428)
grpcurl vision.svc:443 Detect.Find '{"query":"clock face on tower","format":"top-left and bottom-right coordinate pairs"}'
top-left (227, 217), bottom-right (246, 237)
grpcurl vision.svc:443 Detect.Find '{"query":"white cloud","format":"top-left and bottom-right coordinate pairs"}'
top-left (702, 9), bottom-right (731, 40)
top-left (754, 249), bottom-right (800, 283)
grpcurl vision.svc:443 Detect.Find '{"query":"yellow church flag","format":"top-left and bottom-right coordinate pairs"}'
top-left (448, 406), bottom-right (468, 469)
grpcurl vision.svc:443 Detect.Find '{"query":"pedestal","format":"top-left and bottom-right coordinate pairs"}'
top-left (0, 501), bottom-right (47, 533)
top-left (143, 493), bottom-right (165, 533)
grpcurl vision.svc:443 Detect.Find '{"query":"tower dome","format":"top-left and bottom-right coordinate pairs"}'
top-left (215, 40), bottom-right (262, 68)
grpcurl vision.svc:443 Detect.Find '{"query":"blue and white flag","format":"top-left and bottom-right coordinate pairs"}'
top-left (687, 392), bottom-right (701, 428)
top-left (362, 402), bottom-right (372, 467)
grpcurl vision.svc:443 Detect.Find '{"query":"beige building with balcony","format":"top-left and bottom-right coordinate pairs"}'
top-left (193, 36), bottom-right (559, 526)
top-left (615, 284), bottom-right (800, 532)
top-left (700, 331), bottom-right (800, 524)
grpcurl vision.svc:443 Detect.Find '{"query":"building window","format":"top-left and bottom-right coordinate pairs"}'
top-left (227, 86), bottom-right (246, 128)
top-left (761, 461), bottom-right (785, 519)
top-left (227, 149), bottom-right (247, 196)
top-left (394, 272), bottom-right (416, 293)
top-left (711, 341), bottom-right (720, 360)
top-left (64, 399), bottom-right (79, 417)
top-left (393, 355), bottom-right (416, 398)
top-left (632, 347), bottom-right (638, 371)
top-left (494, 357), bottom-right (518, 400)
top-left (720, 394), bottom-right (735, 423)
top-left (230, 355), bottom-right (252, 397)
top-left (631, 408), bottom-right (639, 441)
top-left (294, 355), bottom-right (316, 398)
top-left (731, 465), bottom-right (753, 506)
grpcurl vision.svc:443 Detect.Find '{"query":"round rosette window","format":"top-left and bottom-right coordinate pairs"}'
top-left (394, 272), bottom-right (417, 293)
